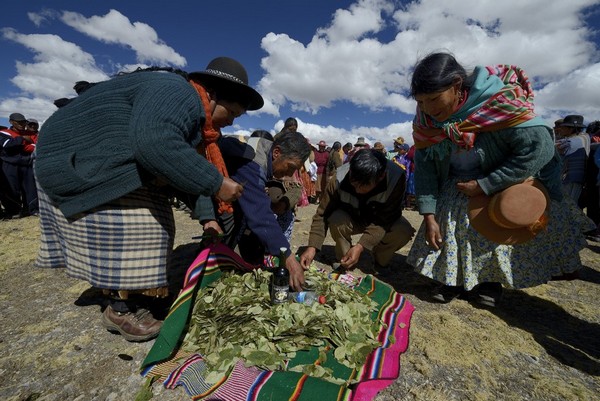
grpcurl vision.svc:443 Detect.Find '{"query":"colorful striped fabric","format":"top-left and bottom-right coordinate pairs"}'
top-left (141, 243), bottom-right (414, 401)
top-left (412, 64), bottom-right (537, 150)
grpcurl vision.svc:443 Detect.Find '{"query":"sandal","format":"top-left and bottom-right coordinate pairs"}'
top-left (469, 282), bottom-right (503, 307)
top-left (431, 284), bottom-right (465, 303)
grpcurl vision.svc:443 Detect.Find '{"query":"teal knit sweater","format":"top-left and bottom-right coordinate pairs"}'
top-left (35, 71), bottom-right (223, 217)
top-left (414, 125), bottom-right (563, 214)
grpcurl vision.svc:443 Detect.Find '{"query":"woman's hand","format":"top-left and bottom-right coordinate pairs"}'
top-left (201, 220), bottom-right (223, 242)
top-left (456, 180), bottom-right (484, 197)
top-left (217, 177), bottom-right (243, 202)
top-left (424, 214), bottom-right (443, 250)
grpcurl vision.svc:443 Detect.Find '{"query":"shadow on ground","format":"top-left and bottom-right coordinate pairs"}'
top-left (487, 287), bottom-right (600, 376)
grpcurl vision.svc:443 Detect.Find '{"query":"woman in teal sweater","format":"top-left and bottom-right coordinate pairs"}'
top-left (406, 52), bottom-right (594, 307)
top-left (34, 57), bottom-right (263, 341)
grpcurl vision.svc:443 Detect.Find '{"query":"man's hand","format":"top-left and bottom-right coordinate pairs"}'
top-left (340, 244), bottom-right (364, 270)
top-left (286, 255), bottom-right (305, 291)
top-left (217, 177), bottom-right (243, 202)
top-left (299, 246), bottom-right (317, 269)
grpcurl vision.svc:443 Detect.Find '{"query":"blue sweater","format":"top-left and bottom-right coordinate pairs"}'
top-left (35, 71), bottom-right (223, 217)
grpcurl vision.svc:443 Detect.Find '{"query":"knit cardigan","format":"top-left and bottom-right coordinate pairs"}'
top-left (414, 125), bottom-right (563, 215)
top-left (35, 71), bottom-right (223, 217)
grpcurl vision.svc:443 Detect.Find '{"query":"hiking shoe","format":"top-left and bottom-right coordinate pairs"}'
top-left (431, 284), bottom-right (465, 303)
top-left (469, 282), bottom-right (503, 307)
top-left (101, 305), bottom-right (162, 342)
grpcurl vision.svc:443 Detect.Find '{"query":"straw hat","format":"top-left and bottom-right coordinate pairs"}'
top-left (354, 137), bottom-right (367, 147)
top-left (468, 179), bottom-right (550, 245)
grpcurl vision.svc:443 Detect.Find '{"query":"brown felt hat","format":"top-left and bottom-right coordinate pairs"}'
top-left (468, 179), bottom-right (550, 245)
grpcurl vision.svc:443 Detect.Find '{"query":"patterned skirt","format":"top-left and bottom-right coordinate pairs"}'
top-left (407, 177), bottom-right (595, 291)
top-left (36, 185), bottom-right (175, 290)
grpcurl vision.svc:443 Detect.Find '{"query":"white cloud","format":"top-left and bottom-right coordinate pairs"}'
top-left (60, 9), bottom-right (186, 67)
top-left (257, 0), bottom-right (600, 125)
top-left (1, 0), bottom-right (599, 135)
top-left (0, 28), bottom-right (109, 122)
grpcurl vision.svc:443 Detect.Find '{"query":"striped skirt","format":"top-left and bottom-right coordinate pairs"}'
top-left (36, 185), bottom-right (176, 290)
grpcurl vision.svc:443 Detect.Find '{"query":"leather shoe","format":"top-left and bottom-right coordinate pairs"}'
top-left (101, 305), bottom-right (162, 342)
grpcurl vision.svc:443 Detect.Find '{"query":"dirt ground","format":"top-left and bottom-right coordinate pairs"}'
top-left (0, 204), bottom-right (599, 401)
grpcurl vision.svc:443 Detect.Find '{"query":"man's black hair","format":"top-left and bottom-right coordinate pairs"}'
top-left (273, 131), bottom-right (311, 162)
top-left (349, 149), bottom-right (387, 185)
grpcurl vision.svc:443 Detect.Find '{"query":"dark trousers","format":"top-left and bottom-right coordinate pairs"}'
top-left (217, 211), bottom-right (265, 265)
top-left (0, 160), bottom-right (22, 215)
top-left (2, 162), bottom-right (38, 215)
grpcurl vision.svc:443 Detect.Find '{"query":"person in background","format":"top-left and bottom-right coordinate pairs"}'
top-left (313, 140), bottom-right (329, 202)
top-left (300, 149), bottom-right (415, 276)
top-left (373, 141), bottom-right (387, 157)
top-left (584, 120), bottom-right (600, 241)
top-left (405, 144), bottom-right (417, 210)
top-left (326, 141), bottom-right (344, 181)
top-left (34, 57), bottom-right (257, 342)
top-left (203, 131), bottom-right (311, 291)
top-left (0, 113), bottom-right (38, 217)
top-left (552, 118), bottom-right (564, 141)
top-left (347, 136), bottom-right (369, 162)
top-left (274, 117), bottom-right (298, 141)
top-left (250, 129), bottom-right (274, 141)
top-left (391, 139), bottom-right (412, 209)
top-left (555, 115), bottom-right (590, 204)
top-left (341, 142), bottom-right (352, 164)
top-left (406, 52), bottom-right (594, 307)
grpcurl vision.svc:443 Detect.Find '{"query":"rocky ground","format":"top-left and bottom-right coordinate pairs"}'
top-left (0, 204), bottom-right (599, 401)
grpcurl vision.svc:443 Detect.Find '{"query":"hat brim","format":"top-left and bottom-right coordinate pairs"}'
top-left (560, 123), bottom-right (586, 128)
top-left (468, 179), bottom-right (550, 245)
top-left (188, 71), bottom-right (264, 111)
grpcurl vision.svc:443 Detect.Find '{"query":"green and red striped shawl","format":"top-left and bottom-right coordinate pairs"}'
top-left (412, 65), bottom-right (537, 150)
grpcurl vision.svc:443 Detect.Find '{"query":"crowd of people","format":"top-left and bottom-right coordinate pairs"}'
top-left (0, 112), bottom-right (40, 219)
top-left (6, 52), bottom-right (597, 343)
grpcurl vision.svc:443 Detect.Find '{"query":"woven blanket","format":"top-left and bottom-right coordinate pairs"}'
top-left (141, 243), bottom-right (414, 401)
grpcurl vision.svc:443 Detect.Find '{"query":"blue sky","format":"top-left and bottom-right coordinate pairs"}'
top-left (1, 0), bottom-right (599, 149)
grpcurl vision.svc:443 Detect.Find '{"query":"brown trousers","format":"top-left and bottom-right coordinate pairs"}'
top-left (327, 209), bottom-right (415, 266)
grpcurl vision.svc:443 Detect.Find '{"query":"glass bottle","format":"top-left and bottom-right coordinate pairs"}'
top-left (270, 247), bottom-right (290, 304)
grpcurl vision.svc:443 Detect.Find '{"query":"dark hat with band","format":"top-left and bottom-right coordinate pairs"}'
top-left (189, 57), bottom-right (264, 111)
top-left (9, 112), bottom-right (26, 122)
top-left (560, 115), bottom-right (586, 128)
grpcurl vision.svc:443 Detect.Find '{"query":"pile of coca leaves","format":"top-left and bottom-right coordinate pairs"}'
top-left (181, 268), bottom-right (390, 384)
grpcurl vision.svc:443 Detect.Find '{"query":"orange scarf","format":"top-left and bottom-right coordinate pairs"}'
top-left (189, 80), bottom-right (233, 215)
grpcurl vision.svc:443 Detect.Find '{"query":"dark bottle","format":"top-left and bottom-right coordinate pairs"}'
top-left (270, 247), bottom-right (290, 305)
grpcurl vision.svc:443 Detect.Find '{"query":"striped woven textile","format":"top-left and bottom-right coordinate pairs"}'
top-left (36, 185), bottom-right (175, 290)
top-left (141, 243), bottom-right (414, 401)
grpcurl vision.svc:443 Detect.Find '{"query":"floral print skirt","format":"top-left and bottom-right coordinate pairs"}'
top-left (407, 178), bottom-right (595, 291)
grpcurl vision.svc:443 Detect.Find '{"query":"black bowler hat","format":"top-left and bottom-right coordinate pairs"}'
top-left (189, 57), bottom-right (264, 111)
top-left (560, 115), bottom-right (586, 128)
top-left (9, 112), bottom-right (26, 122)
